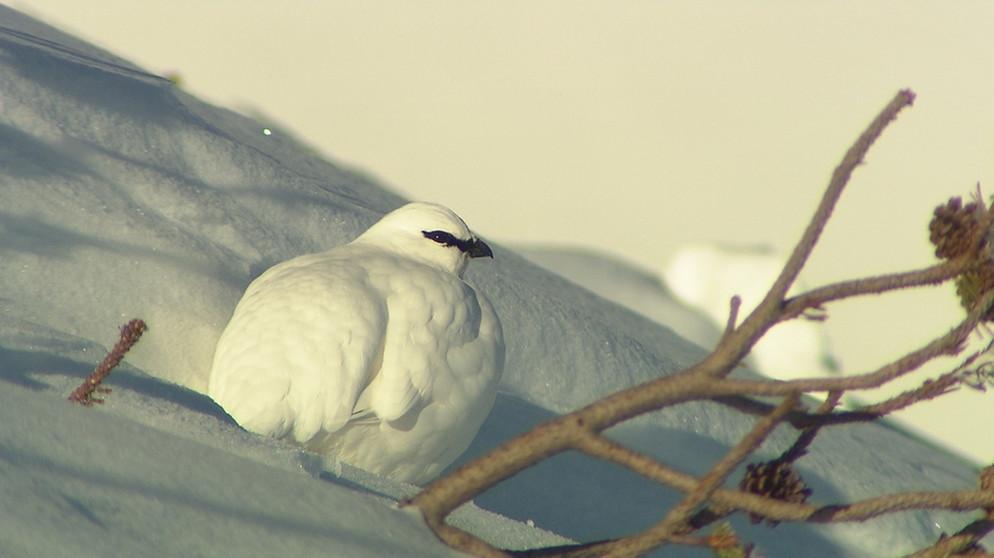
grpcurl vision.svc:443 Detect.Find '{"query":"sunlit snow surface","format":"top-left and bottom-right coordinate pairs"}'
top-left (518, 244), bottom-right (839, 382)
top-left (0, 7), bottom-right (987, 557)
top-left (664, 243), bottom-right (840, 379)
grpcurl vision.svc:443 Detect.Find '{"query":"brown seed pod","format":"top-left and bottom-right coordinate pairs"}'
top-left (739, 460), bottom-right (812, 526)
top-left (929, 197), bottom-right (981, 260)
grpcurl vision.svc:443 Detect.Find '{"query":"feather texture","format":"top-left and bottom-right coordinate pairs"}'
top-left (208, 202), bottom-right (504, 484)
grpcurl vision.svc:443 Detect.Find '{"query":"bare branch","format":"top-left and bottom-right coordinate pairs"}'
top-left (574, 431), bottom-right (697, 492)
top-left (576, 433), bottom-right (994, 526)
top-left (715, 486), bottom-right (994, 526)
top-left (780, 258), bottom-right (974, 321)
top-left (721, 295), bottom-right (742, 341)
top-left (623, 394), bottom-right (799, 556)
top-left (858, 371), bottom-right (961, 416)
top-left (721, 89), bottom-right (917, 367)
top-left (718, 288), bottom-right (994, 396)
top-left (68, 319), bottom-right (147, 406)
top-left (407, 89), bottom-right (994, 557)
top-left (710, 395), bottom-right (878, 429)
top-left (406, 415), bottom-right (588, 525)
top-left (410, 284), bottom-right (990, 552)
top-left (905, 519), bottom-right (994, 558)
top-left (407, 374), bottom-right (726, 522)
top-left (806, 490), bottom-right (994, 523)
top-left (779, 390), bottom-right (842, 464)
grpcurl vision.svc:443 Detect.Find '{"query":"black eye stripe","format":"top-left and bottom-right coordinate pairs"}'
top-left (422, 230), bottom-right (473, 252)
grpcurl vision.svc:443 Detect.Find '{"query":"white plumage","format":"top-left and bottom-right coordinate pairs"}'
top-left (208, 202), bottom-right (504, 484)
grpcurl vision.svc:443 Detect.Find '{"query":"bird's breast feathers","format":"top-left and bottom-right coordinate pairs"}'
top-left (208, 248), bottom-right (503, 445)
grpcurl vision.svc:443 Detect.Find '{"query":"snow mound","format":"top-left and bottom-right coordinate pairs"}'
top-left (517, 244), bottom-right (722, 350)
top-left (664, 243), bottom-right (839, 379)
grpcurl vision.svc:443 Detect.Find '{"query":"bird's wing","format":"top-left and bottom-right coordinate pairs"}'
top-left (208, 253), bottom-right (387, 443)
top-left (361, 269), bottom-right (493, 424)
top-left (349, 276), bottom-right (434, 423)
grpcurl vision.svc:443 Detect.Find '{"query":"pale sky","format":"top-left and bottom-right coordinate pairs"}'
top-left (12, 1), bottom-right (994, 463)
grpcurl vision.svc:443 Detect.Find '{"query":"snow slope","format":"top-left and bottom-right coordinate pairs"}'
top-left (516, 245), bottom-right (722, 351)
top-left (517, 243), bottom-right (839, 383)
top-left (0, 7), bottom-right (988, 557)
top-left (664, 243), bottom-right (839, 379)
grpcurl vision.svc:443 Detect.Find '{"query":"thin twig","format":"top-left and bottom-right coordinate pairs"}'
top-left (779, 390), bottom-right (842, 463)
top-left (857, 371), bottom-right (961, 416)
top-left (908, 466), bottom-right (994, 556)
top-left (780, 258), bottom-right (975, 321)
top-left (905, 518), bottom-right (994, 558)
top-left (408, 92), bottom-right (919, 531)
top-left (574, 431), bottom-right (715, 494)
top-left (765, 89), bottom-right (916, 307)
top-left (717, 288), bottom-right (994, 396)
top-left (68, 319), bottom-right (147, 406)
top-left (721, 295), bottom-right (742, 342)
top-left (807, 490), bottom-right (994, 523)
top-left (710, 395), bottom-right (879, 429)
top-left (410, 287), bottom-right (987, 553)
top-left (720, 89), bottom-right (916, 368)
top-left (575, 433), bottom-right (994, 526)
top-left (615, 394), bottom-right (799, 557)
top-left (406, 375), bottom-right (718, 523)
top-left (901, 338), bottom-right (994, 409)
top-left (407, 90), bottom-right (994, 557)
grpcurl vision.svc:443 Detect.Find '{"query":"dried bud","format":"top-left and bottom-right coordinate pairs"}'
top-left (980, 465), bottom-right (994, 492)
top-left (930, 193), bottom-right (994, 321)
top-left (739, 460), bottom-right (812, 525)
top-left (954, 265), bottom-right (994, 320)
top-left (929, 197), bottom-right (982, 259)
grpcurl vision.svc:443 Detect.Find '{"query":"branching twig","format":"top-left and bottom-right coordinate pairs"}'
top-left (720, 295), bottom-right (742, 344)
top-left (718, 89), bottom-right (917, 368)
top-left (717, 289), bottom-right (994, 396)
top-left (404, 89), bottom-right (994, 557)
top-left (778, 390), bottom-right (842, 464)
top-left (709, 395), bottom-right (878, 429)
top-left (859, 371), bottom-right (962, 416)
top-left (520, 451), bottom-right (994, 553)
top-left (780, 257), bottom-right (977, 322)
top-left (466, 270), bottom-right (991, 505)
top-left (906, 520), bottom-right (994, 558)
top-left (909, 466), bottom-right (994, 557)
top-left (621, 394), bottom-right (799, 556)
top-left (68, 319), bottom-right (147, 406)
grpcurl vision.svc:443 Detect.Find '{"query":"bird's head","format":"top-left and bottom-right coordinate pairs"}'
top-left (355, 202), bottom-right (493, 276)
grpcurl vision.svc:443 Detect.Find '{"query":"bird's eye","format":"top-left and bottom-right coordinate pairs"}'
top-left (422, 230), bottom-right (454, 245)
top-left (422, 230), bottom-right (472, 252)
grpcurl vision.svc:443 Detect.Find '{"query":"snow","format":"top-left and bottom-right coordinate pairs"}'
top-left (0, 379), bottom-right (453, 558)
top-left (518, 243), bottom-right (840, 382)
top-left (0, 6), bottom-right (989, 557)
top-left (663, 243), bottom-right (839, 379)
top-left (516, 245), bottom-right (722, 351)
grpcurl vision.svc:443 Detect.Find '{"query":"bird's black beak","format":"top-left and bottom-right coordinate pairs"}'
top-left (467, 238), bottom-right (494, 259)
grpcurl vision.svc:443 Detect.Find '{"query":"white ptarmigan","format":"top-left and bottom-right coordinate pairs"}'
top-left (208, 202), bottom-right (504, 484)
